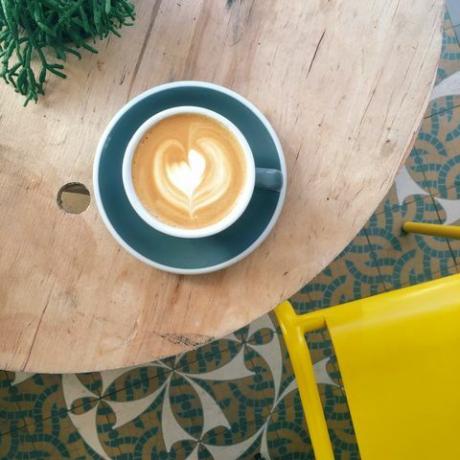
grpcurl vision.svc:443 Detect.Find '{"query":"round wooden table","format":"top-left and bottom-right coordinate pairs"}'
top-left (0, 0), bottom-right (443, 373)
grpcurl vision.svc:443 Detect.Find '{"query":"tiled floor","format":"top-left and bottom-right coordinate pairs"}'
top-left (447, 0), bottom-right (460, 42)
top-left (2, 10), bottom-right (460, 460)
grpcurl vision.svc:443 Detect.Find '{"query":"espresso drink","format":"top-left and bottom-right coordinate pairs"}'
top-left (132, 114), bottom-right (248, 229)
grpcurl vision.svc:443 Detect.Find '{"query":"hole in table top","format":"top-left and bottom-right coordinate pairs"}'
top-left (57, 182), bottom-right (90, 214)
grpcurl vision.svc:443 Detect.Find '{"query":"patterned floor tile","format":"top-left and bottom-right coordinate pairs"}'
top-left (454, 24), bottom-right (460, 45)
top-left (367, 194), bottom-right (457, 289)
top-left (408, 107), bottom-right (459, 197)
top-left (406, 104), bottom-right (460, 199)
top-left (264, 389), bottom-right (312, 460)
top-left (3, 371), bottom-right (100, 431)
top-left (431, 188), bottom-right (460, 266)
top-left (0, 372), bottom-right (26, 435)
top-left (428, 94), bottom-right (460, 120)
top-left (176, 331), bottom-right (254, 376)
top-left (447, 0), bottom-right (460, 29)
top-left (65, 319), bottom-right (282, 459)
top-left (1, 372), bottom-right (66, 432)
top-left (0, 426), bottom-right (30, 459)
top-left (321, 384), bottom-right (360, 460)
top-left (191, 319), bottom-right (280, 446)
top-left (29, 414), bottom-right (100, 460)
top-left (7, 410), bottom-right (101, 459)
top-left (372, 184), bottom-right (404, 217)
top-left (372, 166), bottom-right (430, 217)
top-left (291, 228), bottom-right (385, 314)
top-left (437, 16), bottom-right (460, 85)
top-left (66, 364), bottom-right (172, 459)
top-left (426, 15), bottom-right (460, 118)
top-left (96, 386), bottom-right (167, 458)
top-left (0, 370), bottom-right (110, 458)
top-left (372, 112), bottom-right (457, 216)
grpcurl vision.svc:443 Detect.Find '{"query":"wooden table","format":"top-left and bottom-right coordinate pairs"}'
top-left (0, 0), bottom-right (443, 373)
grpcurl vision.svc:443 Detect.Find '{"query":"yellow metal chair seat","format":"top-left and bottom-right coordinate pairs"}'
top-left (275, 274), bottom-right (460, 460)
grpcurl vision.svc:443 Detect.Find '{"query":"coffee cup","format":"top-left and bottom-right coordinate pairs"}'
top-left (122, 106), bottom-right (283, 239)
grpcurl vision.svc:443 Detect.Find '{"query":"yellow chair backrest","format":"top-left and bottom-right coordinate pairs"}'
top-left (275, 274), bottom-right (460, 460)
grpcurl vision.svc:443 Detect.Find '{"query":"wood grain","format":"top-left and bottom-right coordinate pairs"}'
top-left (0, 0), bottom-right (443, 372)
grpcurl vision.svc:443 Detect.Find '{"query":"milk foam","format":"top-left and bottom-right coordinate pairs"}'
top-left (153, 137), bottom-right (232, 215)
top-left (166, 149), bottom-right (206, 199)
top-left (132, 113), bottom-right (246, 229)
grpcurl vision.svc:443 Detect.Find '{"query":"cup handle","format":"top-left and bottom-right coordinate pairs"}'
top-left (255, 168), bottom-right (284, 192)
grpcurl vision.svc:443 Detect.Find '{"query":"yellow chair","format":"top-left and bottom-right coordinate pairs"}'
top-left (403, 221), bottom-right (460, 239)
top-left (275, 274), bottom-right (460, 460)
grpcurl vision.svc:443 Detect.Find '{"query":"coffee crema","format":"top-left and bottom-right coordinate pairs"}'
top-left (131, 113), bottom-right (248, 229)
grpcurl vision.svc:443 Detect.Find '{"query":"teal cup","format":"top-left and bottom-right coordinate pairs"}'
top-left (93, 81), bottom-right (287, 274)
top-left (122, 105), bottom-right (284, 239)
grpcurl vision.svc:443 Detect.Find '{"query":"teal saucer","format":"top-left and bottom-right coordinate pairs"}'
top-left (93, 81), bottom-right (286, 274)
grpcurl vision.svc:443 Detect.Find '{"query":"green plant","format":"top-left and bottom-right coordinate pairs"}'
top-left (0, 0), bottom-right (135, 105)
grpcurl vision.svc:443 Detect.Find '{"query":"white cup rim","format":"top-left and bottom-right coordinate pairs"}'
top-left (122, 106), bottom-right (256, 238)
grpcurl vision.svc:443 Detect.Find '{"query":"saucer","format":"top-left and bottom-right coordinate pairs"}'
top-left (93, 81), bottom-right (287, 274)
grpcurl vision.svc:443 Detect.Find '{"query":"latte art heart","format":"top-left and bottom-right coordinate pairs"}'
top-left (132, 113), bottom-right (247, 229)
top-left (166, 148), bottom-right (206, 201)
